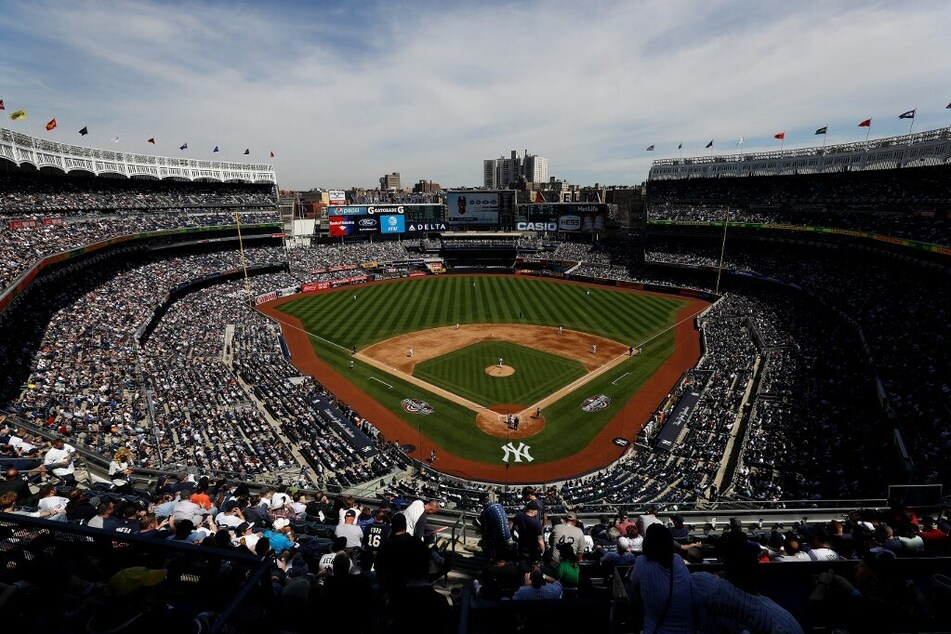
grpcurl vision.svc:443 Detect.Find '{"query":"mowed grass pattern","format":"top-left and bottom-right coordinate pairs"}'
top-left (275, 276), bottom-right (689, 466)
top-left (278, 275), bottom-right (682, 349)
top-left (413, 341), bottom-right (587, 406)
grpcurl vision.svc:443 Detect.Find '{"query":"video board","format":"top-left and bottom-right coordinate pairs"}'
top-left (445, 192), bottom-right (500, 224)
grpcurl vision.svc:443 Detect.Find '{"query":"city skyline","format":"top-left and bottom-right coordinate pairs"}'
top-left (1, 0), bottom-right (950, 190)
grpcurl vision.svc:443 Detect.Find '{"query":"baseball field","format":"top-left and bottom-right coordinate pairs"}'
top-left (261, 275), bottom-right (707, 482)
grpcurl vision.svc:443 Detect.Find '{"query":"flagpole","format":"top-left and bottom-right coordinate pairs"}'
top-left (908, 109), bottom-right (916, 136)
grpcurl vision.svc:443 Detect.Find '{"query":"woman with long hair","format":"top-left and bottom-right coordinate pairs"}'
top-left (629, 523), bottom-right (695, 633)
top-left (108, 447), bottom-right (135, 492)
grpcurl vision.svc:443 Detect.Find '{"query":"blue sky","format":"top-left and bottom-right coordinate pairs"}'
top-left (1, 0), bottom-right (950, 190)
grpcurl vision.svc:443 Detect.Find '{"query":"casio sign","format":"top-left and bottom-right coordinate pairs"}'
top-left (517, 221), bottom-right (557, 231)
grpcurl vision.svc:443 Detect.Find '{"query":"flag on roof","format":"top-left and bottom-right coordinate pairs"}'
top-left (705, 139), bottom-right (713, 148)
top-left (774, 131), bottom-right (785, 140)
top-left (0, 99), bottom-right (5, 110)
top-left (534, 191), bottom-right (544, 204)
top-left (147, 137), bottom-right (155, 144)
top-left (243, 149), bottom-right (250, 155)
top-left (946, 102), bottom-right (951, 109)
top-left (269, 151), bottom-right (275, 158)
top-left (645, 144), bottom-right (654, 151)
top-left (9, 109), bottom-right (27, 121)
top-left (898, 109), bottom-right (916, 119)
top-left (858, 118), bottom-right (871, 127)
top-left (213, 146), bottom-right (219, 153)
top-left (677, 142), bottom-right (682, 150)
top-left (111, 136), bottom-right (121, 143)
top-left (180, 143), bottom-right (188, 150)
top-left (815, 126), bottom-right (827, 135)
top-left (737, 137), bottom-right (744, 146)
top-left (79, 126), bottom-right (88, 136)
top-left (45, 118), bottom-right (57, 131)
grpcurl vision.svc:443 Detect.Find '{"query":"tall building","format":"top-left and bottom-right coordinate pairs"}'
top-left (379, 172), bottom-right (401, 190)
top-left (483, 149), bottom-right (548, 188)
top-left (523, 153), bottom-right (549, 184)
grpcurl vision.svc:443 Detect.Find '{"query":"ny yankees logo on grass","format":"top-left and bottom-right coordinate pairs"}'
top-left (501, 442), bottom-right (534, 463)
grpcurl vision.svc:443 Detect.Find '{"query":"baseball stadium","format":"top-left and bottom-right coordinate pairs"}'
top-left (1, 122), bottom-right (949, 631)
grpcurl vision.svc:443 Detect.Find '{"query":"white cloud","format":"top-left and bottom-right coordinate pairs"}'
top-left (1, 0), bottom-right (949, 189)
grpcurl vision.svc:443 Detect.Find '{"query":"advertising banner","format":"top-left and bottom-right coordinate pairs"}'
top-left (446, 192), bottom-right (499, 224)
top-left (302, 281), bottom-right (332, 293)
top-left (42, 217), bottom-right (65, 226)
top-left (328, 190), bottom-right (347, 206)
top-left (254, 291), bottom-right (278, 305)
top-left (404, 222), bottom-right (448, 233)
top-left (328, 206), bottom-right (365, 216)
top-left (8, 219), bottom-right (38, 230)
top-left (329, 215), bottom-right (354, 237)
top-left (379, 214), bottom-right (405, 234)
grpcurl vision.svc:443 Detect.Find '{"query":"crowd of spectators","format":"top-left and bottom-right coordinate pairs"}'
top-left (349, 190), bottom-right (439, 204)
top-left (286, 242), bottom-right (412, 278)
top-left (643, 235), bottom-right (949, 492)
top-left (0, 172), bottom-right (275, 213)
top-left (0, 209), bottom-right (279, 294)
top-left (646, 166), bottom-right (951, 246)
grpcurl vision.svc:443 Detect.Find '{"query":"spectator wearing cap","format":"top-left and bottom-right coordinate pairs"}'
top-left (335, 509), bottom-right (364, 548)
top-left (920, 517), bottom-right (949, 555)
top-left (601, 536), bottom-right (638, 577)
top-left (616, 511), bottom-right (635, 536)
top-left (85, 567), bottom-right (170, 634)
top-left (590, 514), bottom-right (615, 546)
top-left (691, 531), bottom-right (804, 634)
top-left (512, 499), bottom-right (545, 570)
top-left (264, 517), bottom-right (294, 554)
top-left (65, 488), bottom-right (98, 524)
top-left (522, 486), bottom-right (546, 523)
top-left (548, 511), bottom-right (585, 571)
top-left (670, 514), bottom-right (690, 541)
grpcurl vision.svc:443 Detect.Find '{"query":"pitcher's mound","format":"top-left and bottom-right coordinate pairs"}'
top-left (485, 365), bottom-right (515, 377)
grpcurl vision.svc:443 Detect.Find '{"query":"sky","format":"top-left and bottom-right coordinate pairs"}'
top-left (1, 0), bottom-right (950, 190)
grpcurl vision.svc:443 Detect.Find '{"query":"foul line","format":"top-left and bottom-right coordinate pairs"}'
top-left (611, 372), bottom-right (631, 385)
top-left (369, 376), bottom-right (394, 389)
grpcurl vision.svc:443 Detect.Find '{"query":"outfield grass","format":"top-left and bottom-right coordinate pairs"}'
top-left (275, 276), bottom-right (688, 466)
top-left (413, 340), bottom-right (587, 406)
